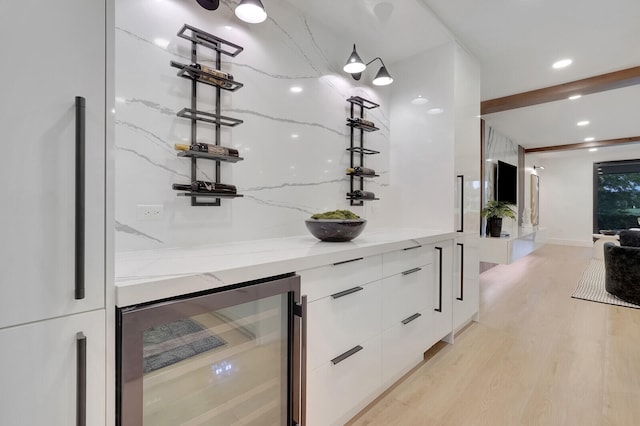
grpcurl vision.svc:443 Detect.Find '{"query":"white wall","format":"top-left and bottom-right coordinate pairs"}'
top-left (115, 0), bottom-right (393, 251)
top-left (526, 144), bottom-right (640, 246)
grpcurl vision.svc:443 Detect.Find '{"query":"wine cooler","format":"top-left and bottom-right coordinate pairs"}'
top-left (117, 273), bottom-right (303, 426)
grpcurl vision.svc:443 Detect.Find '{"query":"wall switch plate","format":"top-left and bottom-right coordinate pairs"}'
top-left (136, 204), bottom-right (164, 221)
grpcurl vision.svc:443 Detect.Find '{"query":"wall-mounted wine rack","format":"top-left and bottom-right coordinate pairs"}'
top-left (346, 96), bottom-right (380, 206)
top-left (170, 24), bottom-right (244, 206)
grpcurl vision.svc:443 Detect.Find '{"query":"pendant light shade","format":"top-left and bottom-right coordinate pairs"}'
top-left (343, 44), bottom-right (366, 74)
top-left (196, 0), bottom-right (220, 10)
top-left (235, 0), bottom-right (267, 24)
top-left (372, 65), bottom-right (393, 86)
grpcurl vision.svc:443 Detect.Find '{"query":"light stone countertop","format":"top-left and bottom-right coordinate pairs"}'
top-left (115, 228), bottom-right (457, 307)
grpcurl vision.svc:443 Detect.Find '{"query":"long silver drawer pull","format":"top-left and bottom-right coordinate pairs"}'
top-left (76, 332), bottom-right (87, 426)
top-left (401, 313), bottom-right (422, 325)
top-left (331, 345), bottom-right (364, 365)
top-left (75, 96), bottom-right (86, 300)
top-left (331, 286), bottom-right (364, 299)
top-left (332, 257), bottom-right (364, 266)
top-left (402, 267), bottom-right (422, 276)
top-left (403, 245), bottom-right (422, 251)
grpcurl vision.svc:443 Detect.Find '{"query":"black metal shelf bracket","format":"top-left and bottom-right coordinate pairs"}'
top-left (171, 24), bottom-right (244, 206)
top-left (346, 96), bottom-right (380, 206)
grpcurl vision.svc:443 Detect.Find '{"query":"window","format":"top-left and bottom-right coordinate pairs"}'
top-left (593, 159), bottom-right (640, 232)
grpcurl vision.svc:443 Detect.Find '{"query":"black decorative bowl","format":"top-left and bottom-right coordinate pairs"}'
top-left (599, 229), bottom-right (617, 236)
top-left (305, 219), bottom-right (367, 242)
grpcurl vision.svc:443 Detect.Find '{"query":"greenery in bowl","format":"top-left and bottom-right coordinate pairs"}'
top-left (481, 200), bottom-right (516, 219)
top-left (310, 210), bottom-right (361, 220)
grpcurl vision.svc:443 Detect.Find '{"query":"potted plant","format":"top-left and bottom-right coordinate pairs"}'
top-left (481, 200), bottom-right (516, 237)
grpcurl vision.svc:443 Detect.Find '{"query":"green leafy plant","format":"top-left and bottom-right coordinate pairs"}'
top-left (311, 210), bottom-right (361, 220)
top-left (481, 200), bottom-right (516, 220)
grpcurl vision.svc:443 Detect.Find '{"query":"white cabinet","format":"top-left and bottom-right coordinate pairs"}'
top-left (453, 235), bottom-right (480, 331)
top-left (0, 0), bottom-right (106, 328)
top-left (0, 310), bottom-right (106, 426)
top-left (0, 1), bottom-right (108, 424)
top-left (426, 241), bottom-right (454, 347)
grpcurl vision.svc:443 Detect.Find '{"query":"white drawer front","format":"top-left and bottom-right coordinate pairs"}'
top-left (300, 254), bottom-right (382, 302)
top-left (307, 280), bottom-right (382, 371)
top-left (307, 334), bottom-right (382, 426)
top-left (382, 264), bottom-right (433, 330)
top-left (382, 245), bottom-right (432, 277)
top-left (382, 311), bottom-right (429, 386)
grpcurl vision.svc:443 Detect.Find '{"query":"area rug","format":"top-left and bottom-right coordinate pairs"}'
top-left (143, 318), bottom-right (226, 373)
top-left (571, 259), bottom-right (640, 309)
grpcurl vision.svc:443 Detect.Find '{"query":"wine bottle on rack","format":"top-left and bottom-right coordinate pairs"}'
top-left (190, 143), bottom-right (240, 157)
top-left (347, 167), bottom-right (376, 176)
top-left (348, 190), bottom-right (376, 199)
top-left (352, 117), bottom-right (376, 128)
top-left (191, 63), bottom-right (234, 89)
top-left (173, 181), bottom-right (237, 194)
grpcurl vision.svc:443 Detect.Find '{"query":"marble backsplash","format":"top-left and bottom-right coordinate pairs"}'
top-left (114, 0), bottom-right (391, 251)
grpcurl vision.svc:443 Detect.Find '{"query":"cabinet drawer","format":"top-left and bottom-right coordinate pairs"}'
top-left (382, 264), bottom-right (432, 330)
top-left (382, 310), bottom-right (429, 386)
top-left (307, 280), bottom-right (381, 371)
top-left (382, 245), bottom-right (432, 277)
top-left (300, 254), bottom-right (382, 302)
top-left (307, 334), bottom-right (382, 426)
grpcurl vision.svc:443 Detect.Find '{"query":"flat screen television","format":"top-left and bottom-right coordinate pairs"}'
top-left (495, 160), bottom-right (517, 204)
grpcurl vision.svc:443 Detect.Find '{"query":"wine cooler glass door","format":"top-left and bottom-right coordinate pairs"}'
top-left (118, 274), bottom-right (301, 426)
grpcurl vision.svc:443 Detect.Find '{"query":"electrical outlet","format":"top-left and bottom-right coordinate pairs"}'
top-left (136, 204), bottom-right (164, 221)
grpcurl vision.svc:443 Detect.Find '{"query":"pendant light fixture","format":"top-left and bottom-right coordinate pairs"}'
top-left (235, 0), bottom-right (268, 23)
top-left (195, 0), bottom-right (220, 10)
top-left (343, 44), bottom-right (366, 74)
top-left (343, 45), bottom-right (393, 86)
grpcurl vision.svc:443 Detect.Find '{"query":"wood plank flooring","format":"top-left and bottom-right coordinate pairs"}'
top-left (348, 244), bottom-right (640, 426)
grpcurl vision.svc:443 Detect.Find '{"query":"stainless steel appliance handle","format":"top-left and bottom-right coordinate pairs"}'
top-left (76, 332), bottom-right (87, 426)
top-left (457, 175), bottom-right (464, 232)
top-left (75, 96), bottom-right (86, 300)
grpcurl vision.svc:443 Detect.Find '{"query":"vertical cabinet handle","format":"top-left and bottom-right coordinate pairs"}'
top-left (457, 243), bottom-right (464, 301)
top-left (75, 97), bottom-right (86, 300)
top-left (300, 295), bottom-right (307, 426)
top-left (435, 247), bottom-right (443, 312)
top-left (76, 332), bottom-right (87, 426)
top-left (457, 174), bottom-right (464, 232)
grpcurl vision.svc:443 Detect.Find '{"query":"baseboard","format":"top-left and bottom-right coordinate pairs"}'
top-left (545, 238), bottom-right (592, 247)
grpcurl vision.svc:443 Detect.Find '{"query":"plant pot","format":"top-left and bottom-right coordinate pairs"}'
top-left (488, 217), bottom-right (503, 237)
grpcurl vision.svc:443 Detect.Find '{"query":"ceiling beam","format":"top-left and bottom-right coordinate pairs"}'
top-left (524, 136), bottom-right (640, 154)
top-left (481, 66), bottom-right (640, 115)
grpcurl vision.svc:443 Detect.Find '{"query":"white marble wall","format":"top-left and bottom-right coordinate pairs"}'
top-left (115, 0), bottom-right (391, 251)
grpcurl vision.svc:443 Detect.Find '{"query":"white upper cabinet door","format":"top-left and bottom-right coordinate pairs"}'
top-left (0, 310), bottom-right (106, 426)
top-left (0, 0), bottom-right (106, 328)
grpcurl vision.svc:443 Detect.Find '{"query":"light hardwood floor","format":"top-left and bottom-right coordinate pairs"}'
top-left (348, 244), bottom-right (640, 426)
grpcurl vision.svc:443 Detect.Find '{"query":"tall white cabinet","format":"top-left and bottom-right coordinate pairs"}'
top-left (453, 45), bottom-right (481, 331)
top-left (0, 0), bottom-right (108, 424)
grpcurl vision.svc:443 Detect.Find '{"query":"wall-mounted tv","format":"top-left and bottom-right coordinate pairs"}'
top-left (495, 160), bottom-right (517, 204)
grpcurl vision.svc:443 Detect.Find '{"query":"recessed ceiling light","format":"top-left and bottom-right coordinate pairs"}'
top-left (486, 158), bottom-right (493, 162)
top-left (552, 59), bottom-right (572, 69)
top-left (224, 26), bottom-right (233, 30)
top-left (290, 86), bottom-right (303, 93)
top-left (411, 95), bottom-right (429, 105)
top-left (568, 94), bottom-right (581, 100)
top-left (427, 108), bottom-right (444, 115)
top-left (589, 148), bottom-right (598, 152)
top-left (577, 120), bottom-right (590, 126)
top-left (291, 134), bottom-right (299, 138)
top-left (584, 137), bottom-right (595, 142)
top-left (153, 38), bottom-right (170, 49)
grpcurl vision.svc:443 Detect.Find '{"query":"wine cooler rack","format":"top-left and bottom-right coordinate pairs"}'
top-left (170, 24), bottom-right (244, 206)
top-left (346, 96), bottom-right (380, 206)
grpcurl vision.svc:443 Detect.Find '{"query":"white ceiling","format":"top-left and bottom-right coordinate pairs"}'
top-left (287, 0), bottom-right (640, 150)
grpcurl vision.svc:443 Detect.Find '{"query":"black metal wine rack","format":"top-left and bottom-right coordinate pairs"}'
top-left (346, 96), bottom-right (380, 206)
top-left (171, 24), bottom-right (244, 206)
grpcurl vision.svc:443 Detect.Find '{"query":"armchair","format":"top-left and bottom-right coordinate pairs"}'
top-left (603, 230), bottom-right (640, 306)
